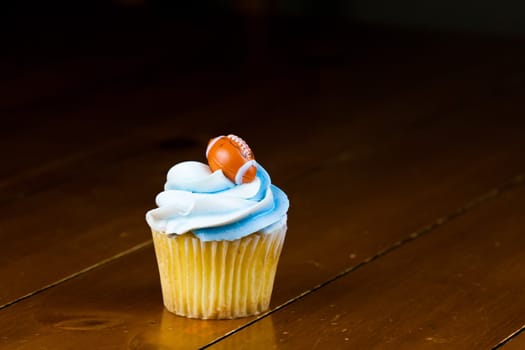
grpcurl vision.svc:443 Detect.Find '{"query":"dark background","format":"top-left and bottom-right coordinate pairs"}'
top-left (4, 0), bottom-right (525, 61)
top-left (2, 0), bottom-right (524, 125)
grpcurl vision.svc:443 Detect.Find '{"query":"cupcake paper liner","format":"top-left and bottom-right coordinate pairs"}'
top-left (151, 220), bottom-right (286, 319)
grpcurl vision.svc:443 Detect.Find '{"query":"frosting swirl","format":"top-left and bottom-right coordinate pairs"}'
top-left (145, 161), bottom-right (289, 241)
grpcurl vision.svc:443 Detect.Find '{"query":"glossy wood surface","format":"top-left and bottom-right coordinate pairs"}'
top-left (2, 20), bottom-right (525, 349)
top-left (215, 184), bottom-right (525, 349)
top-left (501, 332), bottom-right (525, 350)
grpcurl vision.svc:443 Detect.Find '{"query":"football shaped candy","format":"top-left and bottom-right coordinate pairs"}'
top-left (206, 134), bottom-right (257, 184)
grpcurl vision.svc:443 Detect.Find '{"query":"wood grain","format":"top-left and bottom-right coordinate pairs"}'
top-left (1, 41), bottom-right (525, 307)
top-left (1, 109), bottom-right (524, 348)
top-left (0, 69), bottom-right (266, 199)
top-left (0, 247), bottom-right (249, 350)
top-left (2, 27), bottom-right (525, 349)
top-left (3, 28), bottom-right (523, 199)
top-left (500, 332), bottom-right (525, 350)
top-left (0, 69), bottom-right (318, 307)
top-left (212, 183), bottom-right (525, 349)
top-left (2, 83), bottom-right (524, 309)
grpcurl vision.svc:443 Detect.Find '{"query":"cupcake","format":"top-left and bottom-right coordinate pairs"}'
top-left (146, 135), bottom-right (289, 319)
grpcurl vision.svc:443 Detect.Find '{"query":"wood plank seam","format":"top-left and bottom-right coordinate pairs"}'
top-left (0, 164), bottom-right (522, 329)
top-left (0, 241), bottom-right (152, 311)
top-left (3, 42), bottom-right (518, 208)
top-left (493, 325), bottom-right (525, 349)
top-left (0, 72), bottom-right (308, 209)
top-left (1, 167), bottom-right (522, 343)
top-left (0, 131), bottom-right (185, 209)
top-left (201, 173), bottom-right (525, 349)
top-left (0, 138), bottom-right (146, 207)
top-left (0, 138), bottom-right (331, 309)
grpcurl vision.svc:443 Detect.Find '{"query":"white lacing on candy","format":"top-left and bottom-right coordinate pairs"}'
top-left (235, 160), bottom-right (257, 185)
top-left (206, 136), bottom-right (221, 158)
top-left (227, 134), bottom-right (253, 159)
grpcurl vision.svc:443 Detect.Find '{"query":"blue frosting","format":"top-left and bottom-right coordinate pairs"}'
top-left (194, 185), bottom-right (288, 241)
top-left (146, 162), bottom-right (289, 241)
top-left (193, 164), bottom-right (288, 240)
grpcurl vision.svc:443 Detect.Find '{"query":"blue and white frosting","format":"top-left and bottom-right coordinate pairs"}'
top-left (145, 161), bottom-right (289, 241)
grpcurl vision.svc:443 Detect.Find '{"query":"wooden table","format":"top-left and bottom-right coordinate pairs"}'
top-left (2, 18), bottom-right (525, 349)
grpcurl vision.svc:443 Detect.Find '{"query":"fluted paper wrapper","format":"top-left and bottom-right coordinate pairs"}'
top-left (151, 221), bottom-right (286, 319)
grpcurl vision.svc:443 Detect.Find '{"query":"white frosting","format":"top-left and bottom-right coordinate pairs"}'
top-left (146, 161), bottom-right (289, 241)
top-left (165, 161), bottom-right (234, 193)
